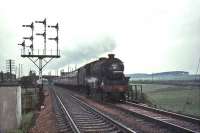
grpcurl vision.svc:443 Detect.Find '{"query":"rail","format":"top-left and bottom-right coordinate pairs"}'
top-left (71, 94), bottom-right (136, 133)
top-left (53, 86), bottom-right (136, 133)
top-left (126, 101), bottom-right (200, 123)
top-left (53, 88), bottom-right (80, 133)
top-left (113, 102), bottom-right (200, 133)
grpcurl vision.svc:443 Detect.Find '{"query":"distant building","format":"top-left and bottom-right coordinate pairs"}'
top-left (60, 71), bottom-right (69, 77)
top-left (0, 71), bottom-right (16, 82)
top-left (29, 70), bottom-right (36, 77)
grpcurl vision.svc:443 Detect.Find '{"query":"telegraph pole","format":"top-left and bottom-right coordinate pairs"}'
top-left (6, 59), bottom-right (15, 80)
top-left (18, 18), bottom-right (60, 90)
top-left (18, 64), bottom-right (20, 78)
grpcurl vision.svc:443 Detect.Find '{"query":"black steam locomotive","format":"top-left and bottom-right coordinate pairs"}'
top-left (54, 54), bottom-right (129, 101)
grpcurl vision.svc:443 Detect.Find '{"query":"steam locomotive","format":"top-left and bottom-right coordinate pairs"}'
top-left (54, 54), bottom-right (129, 101)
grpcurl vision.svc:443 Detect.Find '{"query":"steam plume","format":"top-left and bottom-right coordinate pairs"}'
top-left (50, 36), bottom-right (116, 69)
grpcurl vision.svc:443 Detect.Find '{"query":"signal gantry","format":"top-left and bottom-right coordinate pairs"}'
top-left (18, 18), bottom-right (60, 88)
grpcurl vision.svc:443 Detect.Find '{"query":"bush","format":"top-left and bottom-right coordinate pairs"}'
top-left (21, 112), bottom-right (34, 133)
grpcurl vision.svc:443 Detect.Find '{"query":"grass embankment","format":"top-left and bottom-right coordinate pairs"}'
top-left (141, 84), bottom-right (200, 117)
top-left (7, 112), bottom-right (34, 133)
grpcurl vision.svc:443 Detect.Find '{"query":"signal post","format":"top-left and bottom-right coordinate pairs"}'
top-left (18, 18), bottom-right (60, 108)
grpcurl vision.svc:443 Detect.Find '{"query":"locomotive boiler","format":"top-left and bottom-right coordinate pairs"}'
top-left (54, 54), bottom-right (129, 101)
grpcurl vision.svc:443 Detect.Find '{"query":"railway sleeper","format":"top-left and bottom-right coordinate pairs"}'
top-left (77, 122), bottom-right (111, 126)
top-left (76, 119), bottom-right (105, 123)
top-left (79, 124), bottom-right (114, 129)
top-left (75, 115), bottom-right (103, 119)
top-left (80, 126), bottom-right (118, 133)
top-left (74, 115), bottom-right (101, 119)
top-left (76, 120), bottom-right (106, 124)
top-left (59, 128), bottom-right (74, 133)
top-left (75, 116), bottom-right (103, 120)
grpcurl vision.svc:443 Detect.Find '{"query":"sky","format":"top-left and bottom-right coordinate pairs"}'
top-left (0, 0), bottom-right (200, 76)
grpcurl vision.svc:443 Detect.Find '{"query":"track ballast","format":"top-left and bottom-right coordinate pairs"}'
top-left (52, 86), bottom-right (136, 133)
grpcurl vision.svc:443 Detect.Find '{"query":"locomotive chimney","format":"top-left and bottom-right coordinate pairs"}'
top-left (108, 54), bottom-right (115, 59)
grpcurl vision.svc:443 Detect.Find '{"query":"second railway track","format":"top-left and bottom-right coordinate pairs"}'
top-left (112, 101), bottom-right (200, 133)
top-left (51, 86), bottom-right (136, 133)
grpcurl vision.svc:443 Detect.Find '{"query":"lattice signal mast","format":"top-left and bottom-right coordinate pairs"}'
top-left (18, 18), bottom-right (60, 82)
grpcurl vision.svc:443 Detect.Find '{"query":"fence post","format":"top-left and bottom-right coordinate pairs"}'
top-left (135, 85), bottom-right (137, 101)
top-left (127, 85), bottom-right (130, 101)
top-left (131, 85), bottom-right (134, 101)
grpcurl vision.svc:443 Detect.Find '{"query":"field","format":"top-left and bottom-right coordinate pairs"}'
top-left (133, 83), bottom-right (200, 117)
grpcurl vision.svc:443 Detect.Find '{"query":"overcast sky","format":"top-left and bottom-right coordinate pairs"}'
top-left (0, 0), bottom-right (200, 75)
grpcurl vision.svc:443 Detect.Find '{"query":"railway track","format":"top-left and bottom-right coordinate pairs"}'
top-left (113, 101), bottom-right (200, 133)
top-left (52, 92), bottom-right (74, 133)
top-left (52, 86), bottom-right (136, 133)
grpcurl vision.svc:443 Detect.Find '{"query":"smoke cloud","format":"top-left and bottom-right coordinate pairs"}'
top-left (49, 36), bottom-right (116, 69)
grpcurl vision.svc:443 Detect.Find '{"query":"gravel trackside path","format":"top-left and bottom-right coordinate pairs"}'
top-left (29, 88), bottom-right (57, 133)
